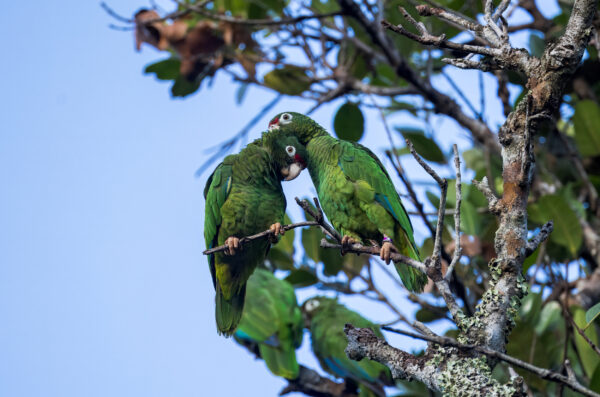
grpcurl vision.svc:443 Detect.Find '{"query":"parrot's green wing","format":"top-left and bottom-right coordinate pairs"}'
top-left (311, 301), bottom-right (390, 396)
top-left (204, 157), bottom-right (234, 288)
top-left (337, 141), bottom-right (417, 255)
top-left (235, 269), bottom-right (302, 379)
top-left (337, 141), bottom-right (427, 292)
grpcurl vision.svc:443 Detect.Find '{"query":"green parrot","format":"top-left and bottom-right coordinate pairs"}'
top-left (204, 131), bottom-right (307, 336)
top-left (302, 296), bottom-right (393, 397)
top-left (267, 112), bottom-right (427, 292)
top-left (234, 268), bottom-right (304, 379)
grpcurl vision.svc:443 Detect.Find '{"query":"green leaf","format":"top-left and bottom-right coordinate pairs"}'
top-left (573, 306), bottom-right (600, 378)
top-left (573, 100), bottom-right (600, 157)
top-left (319, 238), bottom-right (343, 276)
top-left (522, 245), bottom-right (539, 273)
top-left (534, 301), bottom-right (562, 335)
top-left (519, 292), bottom-right (541, 322)
top-left (529, 33), bottom-right (545, 57)
top-left (528, 194), bottom-right (582, 256)
top-left (301, 227), bottom-right (321, 263)
top-left (585, 302), bottom-right (600, 330)
top-left (397, 128), bottom-right (445, 163)
top-left (461, 200), bottom-right (480, 236)
top-left (276, 214), bottom-right (295, 254)
top-left (311, 0), bottom-right (340, 13)
top-left (333, 102), bottom-right (365, 142)
top-left (267, 247), bottom-right (294, 270)
top-left (284, 268), bottom-right (318, 287)
top-left (415, 308), bottom-right (447, 323)
top-left (591, 364), bottom-right (600, 392)
top-left (171, 76), bottom-right (201, 97)
top-left (263, 66), bottom-right (311, 95)
top-left (144, 58), bottom-right (181, 81)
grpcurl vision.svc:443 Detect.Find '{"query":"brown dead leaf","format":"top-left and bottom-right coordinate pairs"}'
top-left (134, 9), bottom-right (163, 51)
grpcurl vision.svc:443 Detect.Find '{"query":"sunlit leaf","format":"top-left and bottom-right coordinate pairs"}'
top-left (534, 301), bottom-right (561, 335)
top-left (585, 302), bottom-right (600, 330)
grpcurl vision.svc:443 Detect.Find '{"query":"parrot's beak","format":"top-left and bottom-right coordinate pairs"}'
top-left (268, 117), bottom-right (280, 131)
top-left (282, 162), bottom-right (304, 181)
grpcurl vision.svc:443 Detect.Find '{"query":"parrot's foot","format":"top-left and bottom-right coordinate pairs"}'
top-left (268, 222), bottom-right (285, 243)
top-left (224, 237), bottom-right (240, 256)
top-left (341, 235), bottom-right (357, 256)
top-left (380, 242), bottom-right (398, 264)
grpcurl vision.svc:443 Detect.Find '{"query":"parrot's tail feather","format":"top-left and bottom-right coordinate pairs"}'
top-left (396, 234), bottom-right (428, 293)
top-left (358, 383), bottom-right (386, 397)
top-left (258, 344), bottom-right (300, 380)
top-left (215, 282), bottom-right (246, 337)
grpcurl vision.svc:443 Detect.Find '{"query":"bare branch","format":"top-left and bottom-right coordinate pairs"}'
top-left (525, 221), bottom-right (554, 257)
top-left (280, 365), bottom-right (357, 397)
top-left (320, 239), bottom-right (427, 274)
top-left (472, 176), bottom-right (500, 213)
top-left (377, 326), bottom-right (600, 397)
top-left (445, 145), bottom-right (462, 281)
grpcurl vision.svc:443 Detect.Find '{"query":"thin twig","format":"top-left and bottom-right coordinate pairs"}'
top-left (195, 95), bottom-right (282, 177)
top-left (445, 145), bottom-right (462, 281)
top-left (203, 221), bottom-right (318, 255)
top-left (525, 221), bottom-right (554, 257)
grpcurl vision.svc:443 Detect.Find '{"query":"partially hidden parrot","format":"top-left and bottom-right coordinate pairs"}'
top-left (204, 131), bottom-right (307, 335)
top-left (267, 112), bottom-right (427, 292)
top-left (234, 268), bottom-right (304, 379)
top-left (303, 297), bottom-right (393, 397)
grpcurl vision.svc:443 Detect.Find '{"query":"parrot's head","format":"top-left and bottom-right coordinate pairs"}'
top-left (268, 112), bottom-right (327, 144)
top-left (301, 296), bottom-right (336, 324)
top-left (262, 131), bottom-right (308, 181)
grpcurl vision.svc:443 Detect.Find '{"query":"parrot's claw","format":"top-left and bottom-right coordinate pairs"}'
top-left (224, 237), bottom-right (240, 256)
top-left (340, 235), bottom-right (356, 256)
top-left (380, 242), bottom-right (398, 264)
top-left (268, 222), bottom-right (284, 243)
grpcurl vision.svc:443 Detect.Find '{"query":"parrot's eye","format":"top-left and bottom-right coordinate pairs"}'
top-left (280, 113), bottom-right (293, 124)
top-left (306, 299), bottom-right (320, 312)
top-left (286, 146), bottom-right (296, 157)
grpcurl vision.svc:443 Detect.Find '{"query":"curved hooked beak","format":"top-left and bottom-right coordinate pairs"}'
top-left (268, 117), bottom-right (280, 131)
top-left (281, 162), bottom-right (305, 181)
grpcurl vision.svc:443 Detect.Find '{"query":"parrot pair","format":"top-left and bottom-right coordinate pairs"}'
top-left (303, 296), bottom-right (393, 397)
top-left (267, 112), bottom-right (427, 292)
top-left (234, 273), bottom-right (392, 394)
top-left (204, 131), bottom-right (307, 335)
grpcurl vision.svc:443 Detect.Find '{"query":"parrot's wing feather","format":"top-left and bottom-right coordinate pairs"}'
top-left (204, 158), bottom-right (234, 288)
top-left (337, 141), bottom-right (418, 255)
top-left (235, 271), bottom-right (280, 343)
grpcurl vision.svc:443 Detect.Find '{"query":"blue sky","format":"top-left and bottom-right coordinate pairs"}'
top-left (0, 1), bottom-right (560, 396)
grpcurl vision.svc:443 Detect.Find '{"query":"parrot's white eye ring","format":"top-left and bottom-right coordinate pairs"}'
top-left (306, 299), bottom-right (320, 312)
top-left (286, 145), bottom-right (296, 157)
top-left (280, 113), bottom-right (293, 124)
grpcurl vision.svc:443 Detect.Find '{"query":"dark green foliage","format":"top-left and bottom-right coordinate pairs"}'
top-left (334, 102), bottom-right (365, 142)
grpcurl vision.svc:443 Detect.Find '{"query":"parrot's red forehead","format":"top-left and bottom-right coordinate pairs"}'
top-left (269, 117), bottom-right (279, 126)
